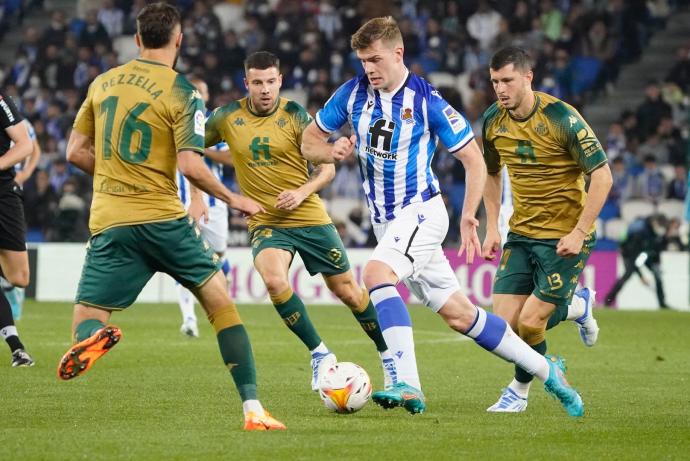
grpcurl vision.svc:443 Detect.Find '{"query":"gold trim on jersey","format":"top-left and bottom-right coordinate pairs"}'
top-left (91, 214), bottom-right (187, 236)
top-left (246, 98), bottom-right (281, 117)
top-left (508, 95), bottom-right (541, 122)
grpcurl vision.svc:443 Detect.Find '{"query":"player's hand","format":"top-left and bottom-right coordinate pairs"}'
top-left (556, 230), bottom-right (585, 257)
top-left (188, 197), bottom-right (209, 224)
top-left (331, 135), bottom-right (356, 162)
top-left (275, 188), bottom-right (307, 211)
top-left (14, 171), bottom-right (28, 187)
top-left (230, 194), bottom-right (265, 217)
top-left (481, 228), bottom-right (502, 261)
top-left (458, 214), bottom-right (481, 264)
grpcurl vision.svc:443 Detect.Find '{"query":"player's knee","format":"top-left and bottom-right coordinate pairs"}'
top-left (362, 261), bottom-right (395, 290)
top-left (438, 295), bottom-right (477, 333)
top-left (6, 269), bottom-right (29, 288)
top-left (331, 281), bottom-right (361, 309)
top-left (262, 274), bottom-right (290, 296)
top-left (206, 302), bottom-right (242, 334)
top-left (517, 320), bottom-right (546, 346)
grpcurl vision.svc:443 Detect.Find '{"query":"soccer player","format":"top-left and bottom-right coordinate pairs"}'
top-left (301, 16), bottom-right (583, 417)
top-left (0, 91), bottom-right (35, 367)
top-left (175, 77), bottom-right (231, 338)
top-left (205, 51), bottom-right (395, 392)
top-left (481, 46), bottom-right (612, 413)
top-left (2, 118), bottom-right (43, 321)
top-left (56, 3), bottom-right (285, 431)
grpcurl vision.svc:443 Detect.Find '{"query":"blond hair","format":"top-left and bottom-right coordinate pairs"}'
top-left (350, 16), bottom-right (403, 51)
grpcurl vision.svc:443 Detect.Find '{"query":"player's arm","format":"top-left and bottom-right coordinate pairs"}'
top-left (480, 119), bottom-right (503, 261)
top-left (203, 147), bottom-right (233, 166)
top-left (301, 122), bottom-right (355, 164)
top-left (0, 123), bottom-right (32, 171)
top-left (276, 163), bottom-right (335, 211)
top-left (14, 137), bottom-right (41, 186)
top-left (66, 130), bottom-right (95, 176)
top-left (452, 139), bottom-right (487, 263)
top-left (556, 107), bottom-right (613, 256)
top-left (186, 183), bottom-right (208, 223)
top-left (178, 150), bottom-right (263, 217)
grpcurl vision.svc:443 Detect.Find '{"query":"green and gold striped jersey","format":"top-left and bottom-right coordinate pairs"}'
top-left (205, 97), bottom-right (331, 231)
top-left (73, 58), bottom-right (205, 235)
top-left (482, 91), bottom-right (607, 239)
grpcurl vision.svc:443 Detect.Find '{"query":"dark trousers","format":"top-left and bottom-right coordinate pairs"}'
top-left (606, 256), bottom-right (666, 308)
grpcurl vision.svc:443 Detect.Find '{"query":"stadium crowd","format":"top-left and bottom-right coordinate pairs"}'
top-left (0, 0), bottom-right (687, 248)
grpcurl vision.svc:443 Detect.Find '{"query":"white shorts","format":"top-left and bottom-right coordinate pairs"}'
top-left (370, 194), bottom-right (460, 312)
top-left (199, 205), bottom-right (228, 253)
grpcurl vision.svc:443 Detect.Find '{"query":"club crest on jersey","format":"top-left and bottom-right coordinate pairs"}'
top-left (443, 106), bottom-right (465, 134)
top-left (535, 122), bottom-right (548, 136)
top-left (400, 107), bottom-right (415, 125)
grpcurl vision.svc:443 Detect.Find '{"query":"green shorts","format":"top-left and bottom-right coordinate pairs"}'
top-left (250, 224), bottom-right (350, 276)
top-left (76, 216), bottom-right (221, 310)
top-left (493, 231), bottom-right (596, 306)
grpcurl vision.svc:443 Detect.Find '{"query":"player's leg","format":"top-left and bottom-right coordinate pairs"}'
top-left (57, 226), bottom-right (153, 380)
top-left (252, 227), bottom-right (334, 390)
top-left (604, 257), bottom-right (637, 305)
top-left (291, 223), bottom-right (394, 388)
top-left (647, 261), bottom-right (668, 308)
top-left (0, 199), bottom-right (33, 366)
top-left (150, 217), bottom-right (284, 429)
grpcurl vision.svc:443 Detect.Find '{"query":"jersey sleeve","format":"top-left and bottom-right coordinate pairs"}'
top-left (285, 100), bottom-right (313, 145)
top-left (314, 78), bottom-right (357, 133)
top-left (426, 89), bottom-right (475, 154)
top-left (482, 117), bottom-right (502, 175)
top-left (205, 107), bottom-right (224, 148)
top-left (556, 104), bottom-right (608, 173)
top-left (171, 74), bottom-right (205, 154)
top-left (0, 93), bottom-right (24, 130)
top-left (72, 82), bottom-right (95, 136)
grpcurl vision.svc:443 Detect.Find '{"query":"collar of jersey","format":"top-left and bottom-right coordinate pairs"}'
top-left (246, 97), bottom-right (281, 117)
top-left (135, 58), bottom-right (168, 67)
top-left (508, 94), bottom-right (540, 122)
top-left (376, 68), bottom-right (410, 100)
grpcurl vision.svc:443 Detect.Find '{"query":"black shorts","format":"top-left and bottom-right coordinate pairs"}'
top-left (0, 182), bottom-right (27, 251)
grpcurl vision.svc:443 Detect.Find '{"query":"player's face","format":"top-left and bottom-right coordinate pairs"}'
top-left (489, 64), bottom-right (533, 111)
top-left (356, 39), bottom-right (404, 91)
top-left (244, 67), bottom-right (282, 113)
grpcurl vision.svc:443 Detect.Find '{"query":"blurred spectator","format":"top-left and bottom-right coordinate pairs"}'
top-left (667, 164), bottom-right (688, 200)
top-left (636, 81), bottom-right (673, 140)
top-left (49, 178), bottom-right (89, 242)
top-left (328, 155), bottom-right (362, 200)
top-left (41, 10), bottom-right (68, 49)
top-left (466, 0), bottom-right (501, 51)
top-left (79, 9), bottom-right (111, 50)
top-left (610, 157), bottom-right (634, 207)
top-left (23, 169), bottom-right (59, 237)
top-left (49, 158), bottom-right (70, 193)
top-left (540, 0), bottom-right (563, 42)
top-left (634, 155), bottom-right (666, 202)
top-left (97, 0), bottom-right (124, 38)
top-left (666, 46), bottom-right (690, 93)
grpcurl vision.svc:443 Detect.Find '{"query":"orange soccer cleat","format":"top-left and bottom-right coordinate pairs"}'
top-left (243, 411), bottom-right (286, 431)
top-left (57, 326), bottom-right (122, 380)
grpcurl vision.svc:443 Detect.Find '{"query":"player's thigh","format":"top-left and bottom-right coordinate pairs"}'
top-left (291, 224), bottom-right (351, 277)
top-left (199, 206), bottom-right (228, 254)
top-left (404, 247), bottom-right (460, 312)
top-left (192, 270), bottom-right (236, 317)
top-left (371, 195), bottom-right (448, 281)
top-left (531, 233), bottom-right (596, 307)
top-left (253, 246), bottom-right (293, 290)
top-left (492, 233), bottom-right (534, 296)
top-left (75, 226), bottom-right (156, 310)
top-left (0, 185), bottom-right (29, 285)
top-left (492, 294), bottom-right (529, 331)
top-left (138, 217), bottom-right (221, 290)
top-left (0, 249), bottom-right (29, 287)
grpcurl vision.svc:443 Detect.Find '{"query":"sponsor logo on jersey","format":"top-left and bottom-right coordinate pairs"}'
top-left (400, 107), bottom-right (415, 125)
top-left (430, 90), bottom-right (442, 98)
top-left (443, 105), bottom-right (465, 134)
top-left (194, 110), bottom-right (205, 136)
top-left (0, 97), bottom-right (15, 123)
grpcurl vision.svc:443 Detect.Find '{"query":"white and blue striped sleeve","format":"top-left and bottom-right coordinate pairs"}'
top-left (427, 92), bottom-right (475, 154)
top-left (315, 79), bottom-right (357, 133)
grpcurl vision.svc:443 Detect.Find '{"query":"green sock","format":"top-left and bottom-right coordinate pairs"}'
top-left (546, 304), bottom-right (569, 330)
top-left (514, 340), bottom-right (547, 384)
top-left (217, 325), bottom-right (257, 401)
top-left (352, 301), bottom-right (387, 352)
top-left (74, 318), bottom-right (105, 342)
top-left (273, 293), bottom-right (321, 351)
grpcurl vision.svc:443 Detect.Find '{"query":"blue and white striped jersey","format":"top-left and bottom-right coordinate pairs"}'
top-left (177, 141), bottom-right (228, 210)
top-left (315, 70), bottom-right (474, 223)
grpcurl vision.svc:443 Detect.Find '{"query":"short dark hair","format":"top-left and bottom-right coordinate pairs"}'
top-left (244, 51), bottom-right (280, 73)
top-left (136, 2), bottom-right (181, 49)
top-left (490, 46), bottom-right (533, 72)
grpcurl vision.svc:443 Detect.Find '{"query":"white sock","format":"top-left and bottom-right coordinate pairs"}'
top-left (465, 307), bottom-right (549, 382)
top-left (370, 284), bottom-right (420, 389)
top-left (242, 399), bottom-right (264, 416)
top-left (567, 292), bottom-right (586, 320)
top-left (0, 325), bottom-right (18, 339)
top-left (508, 378), bottom-right (532, 398)
top-left (176, 284), bottom-right (196, 323)
top-left (310, 342), bottom-right (329, 356)
top-left (379, 349), bottom-right (392, 360)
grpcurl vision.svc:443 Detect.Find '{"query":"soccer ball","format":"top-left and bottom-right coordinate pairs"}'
top-left (317, 362), bottom-right (372, 414)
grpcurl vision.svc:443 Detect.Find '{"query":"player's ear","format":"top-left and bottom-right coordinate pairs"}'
top-left (525, 70), bottom-right (534, 84)
top-left (134, 33), bottom-right (141, 48)
top-left (175, 32), bottom-right (183, 49)
top-left (243, 78), bottom-right (249, 91)
top-left (277, 74), bottom-right (283, 88)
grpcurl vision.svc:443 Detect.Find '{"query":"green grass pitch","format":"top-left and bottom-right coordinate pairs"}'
top-left (2, 301), bottom-right (689, 460)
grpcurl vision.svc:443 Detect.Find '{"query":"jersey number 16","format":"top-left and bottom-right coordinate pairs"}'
top-left (100, 95), bottom-right (152, 164)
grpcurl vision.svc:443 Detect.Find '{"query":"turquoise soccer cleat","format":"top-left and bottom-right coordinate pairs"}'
top-left (372, 382), bottom-right (426, 415)
top-left (543, 355), bottom-right (584, 417)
